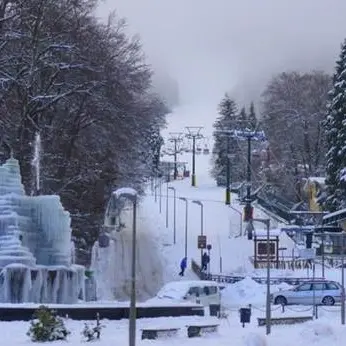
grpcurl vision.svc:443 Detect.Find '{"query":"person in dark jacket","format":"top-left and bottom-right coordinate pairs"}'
top-left (202, 252), bottom-right (210, 271)
top-left (179, 257), bottom-right (187, 276)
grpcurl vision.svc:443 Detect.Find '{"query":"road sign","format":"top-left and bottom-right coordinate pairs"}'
top-left (198, 235), bottom-right (207, 249)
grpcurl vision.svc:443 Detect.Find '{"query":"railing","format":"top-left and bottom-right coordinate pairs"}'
top-left (191, 260), bottom-right (324, 286)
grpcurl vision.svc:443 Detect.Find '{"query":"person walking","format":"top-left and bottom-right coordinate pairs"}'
top-left (179, 257), bottom-right (187, 276)
top-left (202, 252), bottom-right (210, 271)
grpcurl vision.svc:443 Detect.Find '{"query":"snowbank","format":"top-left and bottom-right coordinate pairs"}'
top-left (221, 277), bottom-right (291, 307)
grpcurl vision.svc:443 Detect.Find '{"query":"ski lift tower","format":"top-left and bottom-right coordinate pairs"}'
top-left (185, 126), bottom-right (204, 187)
top-left (232, 128), bottom-right (266, 236)
top-left (167, 132), bottom-right (185, 180)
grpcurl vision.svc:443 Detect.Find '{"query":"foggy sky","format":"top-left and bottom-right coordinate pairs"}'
top-left (96, 0), bottom-right (346, 106)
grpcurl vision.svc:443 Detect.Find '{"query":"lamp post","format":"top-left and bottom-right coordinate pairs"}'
top-left (159, 178), bottom-right (162, 213)
top-left (192, 200), bottom-right (204, 267)
top-left (186, 126), bottom-right (203, 187)
top-left (168, 187), bottom-right (176, 244)
top-left (229, 205), bottom-right (243, 237)
top-left (112, 188), bottom-right (138, 346)
top-left (253, 218), bottom-right (271, 335)
top-left (342, 232), bottom-right (345, 325)
top-left (179, 197), bottom-right (188, 258)
top-left (166, 178), bottom-right (169, 228)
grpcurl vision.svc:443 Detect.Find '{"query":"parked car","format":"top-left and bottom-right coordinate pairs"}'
top-left (271, 280), bottom-right (343, 306)
top-left (146, 280), bottom-right (223, 307)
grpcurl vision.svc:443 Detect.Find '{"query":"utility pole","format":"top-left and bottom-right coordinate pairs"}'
top-left (186, 127), bottom-right (204, 187)
top-left (232, 129), bottom-right (266, 233)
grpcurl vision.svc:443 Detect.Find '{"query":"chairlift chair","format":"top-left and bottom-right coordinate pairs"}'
top-left (203, 144), bottom-right (210, 155)
top-left (196, 147), bottom-right (202, 154)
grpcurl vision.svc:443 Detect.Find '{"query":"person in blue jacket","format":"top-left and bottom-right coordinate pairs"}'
top-left (179, 257), bottom-right (187, 276)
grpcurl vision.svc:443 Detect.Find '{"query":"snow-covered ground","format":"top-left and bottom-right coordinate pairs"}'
top-left (3, 102), bottom-right (345, 345)
top-left (4, 311), bottom-right (346, 345)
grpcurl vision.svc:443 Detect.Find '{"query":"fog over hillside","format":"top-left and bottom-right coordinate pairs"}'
top-left (96, 0), bottom-right (346, 106)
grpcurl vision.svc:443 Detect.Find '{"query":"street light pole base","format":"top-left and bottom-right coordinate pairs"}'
top-left (225, 188), bottom-right (231, 205)
top-left (191, 174), bottom-right (196, 187)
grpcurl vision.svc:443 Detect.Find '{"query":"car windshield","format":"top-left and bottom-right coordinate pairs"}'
top-left (156, 284), bottom-right (188, 300)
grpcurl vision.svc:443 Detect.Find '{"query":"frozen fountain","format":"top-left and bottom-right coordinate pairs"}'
top-left (91, 195), bottom-right (164, 301)
top-left (0, 156), bottom-right (85, 304)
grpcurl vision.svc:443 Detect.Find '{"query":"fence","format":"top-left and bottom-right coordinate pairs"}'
top-left (191, 260), bottom-right (324, 286)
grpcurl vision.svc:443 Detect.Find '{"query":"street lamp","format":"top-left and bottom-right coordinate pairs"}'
top-left (166, 178), bottom-right (169, 228)
top-left (186, 126), bottom-right (203, 187)
top-left (179, 197), bottom-right (188, 258)
top-left (342, 232), bottom-right (345, 325)
top-left (253, 218), bottom-right (271, 335)
top-left (168, 187), bottom-right (176, 244)
top-left (229, 205), bottom-right (243, 237)
top-left (112, 188), bottom-right (138, 346)
top-left (192, 200), bottom-right (204, 267)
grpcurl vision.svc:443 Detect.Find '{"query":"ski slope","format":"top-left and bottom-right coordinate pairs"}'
top-left (142, 103), bottom-right (296, 280)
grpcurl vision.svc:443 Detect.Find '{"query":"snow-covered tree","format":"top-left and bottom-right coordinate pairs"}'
top-left (0, 1), bottom-right (169, 264)
top-left (261, 71), bottom-right (331, 200)
top-left (211, 94), bottom-right (243, 185)
top-left (323, 39), bottom-right (346, 211)
top-left (239, 107), bottom-right (247, 125)
top-left (248, 102), bottom-right (257, 130)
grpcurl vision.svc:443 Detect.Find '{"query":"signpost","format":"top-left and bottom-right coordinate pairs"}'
top-left (198, 235), bottom-right (207, 249)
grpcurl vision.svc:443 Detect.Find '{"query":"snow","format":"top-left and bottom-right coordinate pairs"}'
top-left (2, 102), bottom-right (345, 344)
top-left (112, 187), bottom-right (138, 199)
top-left (3, 313), bottom-right (346, 345)
top-left (254, 228), bottom-right (281, 238)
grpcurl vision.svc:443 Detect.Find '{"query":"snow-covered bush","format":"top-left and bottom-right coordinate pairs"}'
top-left (82, 317), bottom-right (104, 342)
top-left (243, 332), bottom-right (267, 346)
top-left (300, 321), bottom-right (335, 342)
top-left (27, 305), bottom-right (70, 342)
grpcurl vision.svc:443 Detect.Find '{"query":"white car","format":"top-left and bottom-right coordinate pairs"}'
top-left (148, 280), bottom-right (223, 307)
top-left (271, 280), bottom-right (343, 306)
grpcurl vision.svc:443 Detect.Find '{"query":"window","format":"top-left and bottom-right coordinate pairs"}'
top-left (188, 287), bottom-right (200, 296)
top-left (208, 286), bottom-right (218, 294)
top-left (203, 286), bottom-right (210, 295)
top-left (297, 284), bottom-right (311, 291)
top-left (312, 283), bottom-right (326, 291)
top-left (326, 282), bottom-right (339, 290)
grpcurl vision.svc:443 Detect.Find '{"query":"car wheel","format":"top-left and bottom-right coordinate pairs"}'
top-left (322, 296), bottom-right (335, 306)
top-left (274, 296), bottom-right (287, 305)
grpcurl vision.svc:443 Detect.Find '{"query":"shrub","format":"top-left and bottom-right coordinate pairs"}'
top-left (27, 305), bottom-right (70, 342)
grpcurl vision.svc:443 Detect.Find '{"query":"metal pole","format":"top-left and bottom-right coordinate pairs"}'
top-left (322, 236), bottom-right (325, 278)
top-left (225, 136), bottom-right (230, 205)
top-left (159, 180), bottom-right (162, 213)
top-left (129, 198), bottom-right (137, 346)
top-left (185, 200), bottom-right (188, 258)
top-left (173, 189), bottom-right (176, 244)
top-left (174, 139), bottom-right (178, 180)
top-left (200, 204), bottom-right (204, 267)
top-left (166, 180), bottom-right (169, 228)
top-left (192, 136), bottom-right (196, 187)
top-left (313, 259), bottom-right (316, 318)
top-left (246, 136), bottom-right (251, 202)
top-left (266, 219), bottom-right (271, 335)
top-left (342, 233), bottom-right (345, 325)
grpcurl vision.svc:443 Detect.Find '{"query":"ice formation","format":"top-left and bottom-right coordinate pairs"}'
top-left (0, 157), bottom-right (85, 303)
top-left (92, 198), bottom-right (164, 301)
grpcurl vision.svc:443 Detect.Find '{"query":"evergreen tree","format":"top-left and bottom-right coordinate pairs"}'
top-left (211, 94), bottom-right (241, 186)
top-left (238, 107), bottom-right (247, 128)
top-left (323, 39), bottom-right (346, 211)
top-left (248, 102), bottom-right (257, 130)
